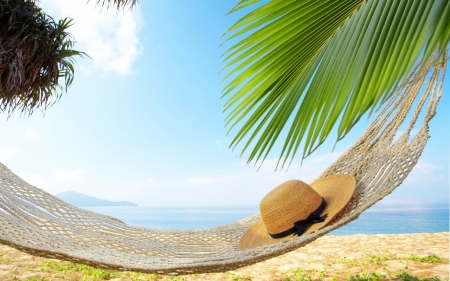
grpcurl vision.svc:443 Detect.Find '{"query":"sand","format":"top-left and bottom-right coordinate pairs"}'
top-left (0, 232), bottom-right (448, 280)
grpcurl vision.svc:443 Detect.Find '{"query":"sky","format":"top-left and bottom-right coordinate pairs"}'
top-left (0, 1), bottom-right (448, 208)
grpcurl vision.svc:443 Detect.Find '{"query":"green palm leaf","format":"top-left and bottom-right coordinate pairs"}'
top-left (222, 0), bottom-right (450, 169)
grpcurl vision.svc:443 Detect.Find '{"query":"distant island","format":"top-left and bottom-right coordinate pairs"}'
top-left (55, 191), bottom-right (138, 207)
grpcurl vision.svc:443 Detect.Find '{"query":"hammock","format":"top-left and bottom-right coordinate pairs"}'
top-left (0, 50), bottom-right (447, 275)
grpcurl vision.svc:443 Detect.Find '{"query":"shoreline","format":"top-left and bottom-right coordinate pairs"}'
top-left (0, 232), bottom-right (448, 280)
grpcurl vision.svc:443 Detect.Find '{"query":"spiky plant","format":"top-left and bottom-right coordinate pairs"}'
top-left (0, 0), bottom-right (138, 115)
top-left (0, 0), bottom-right (85, 115)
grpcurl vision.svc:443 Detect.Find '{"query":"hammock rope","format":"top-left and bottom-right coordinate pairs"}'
top-left (0, 49), bottom-right (447, 275)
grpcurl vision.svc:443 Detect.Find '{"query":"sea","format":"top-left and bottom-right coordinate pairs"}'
top-left (81, 206), bottom-right (449, 235)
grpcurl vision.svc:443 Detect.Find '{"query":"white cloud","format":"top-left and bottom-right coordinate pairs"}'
top-left (404, 161), bottom-right (442, 184)
top-left (52, 169), bottom-right (87, 184)
top-left (0, 146), bottom-right (19, 162)
top-left (16, 172), bottom-right (46, 188)
top-left (23, 129), bottom-right (39, 140)
top-left (99, 152), bottom-right (343, 206)
top-left (185, 175), bottom-right (227, 185)
top-left (15, 168), bottom-right (88, 195)
top-left (39, 0), bottom-right (142, 76)
top-left (308, 152), bottom-right (342, 163)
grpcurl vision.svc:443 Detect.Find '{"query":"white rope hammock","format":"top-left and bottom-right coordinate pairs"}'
top-left (0, 50), bottom-right (446, 275)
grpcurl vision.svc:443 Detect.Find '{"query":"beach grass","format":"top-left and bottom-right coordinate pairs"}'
top-left (0, 233), bottom-right (448, 281)
top-left (0, 252), bottom-right (447, 281)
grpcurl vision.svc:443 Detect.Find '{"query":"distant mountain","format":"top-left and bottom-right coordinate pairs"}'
top-left (55, 191), bottom-right (138, 207)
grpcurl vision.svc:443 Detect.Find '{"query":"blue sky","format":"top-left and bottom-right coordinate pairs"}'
top-left (0, 1), bottom-right (448, 207)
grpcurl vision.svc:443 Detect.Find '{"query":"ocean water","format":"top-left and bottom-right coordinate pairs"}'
top-left (82, 206), bottom-right (449, 235)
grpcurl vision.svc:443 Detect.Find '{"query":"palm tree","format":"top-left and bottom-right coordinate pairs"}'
top-left (0, 0), bottom-right (137, 115)
top-left (222, 0), bottom-right (450, 169)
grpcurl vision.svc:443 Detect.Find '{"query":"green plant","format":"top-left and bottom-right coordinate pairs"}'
top-left (395, 272), bottom-right (441, 281)
top-left (37, 267), bottom-right (52, 273)
top-left (341, 257), bottom-right (357, 268)
top-left (38, 260), bottom-right (120, 280)
top-left (0, 0), bottom-right (140, 116)
top-left (165, 277), bottom-right (186, 281)
top-left (285, 268), bottom-right (314, 281)
top-left (406, 254), bottom-right (447, 263)
top-left (362, 253), bottom-right (396, 265)
top-left (226, 272), bottom-right (251, 281)
top-left (0, 257), bottom-right (11, 262)
top-left (0, 0), bottom-right (86, 115)
top-left (346, 272), bottom-right (386, 281)
top-left (222, 0), bottom-right (450, 167)
top-left (146, 273), bottom-right (162, 279)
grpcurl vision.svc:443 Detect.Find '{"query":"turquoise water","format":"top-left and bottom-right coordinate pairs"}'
top-left (82, 206), bottom-right (449, 235)
top-left (329, 208), bottom-right (449, 235)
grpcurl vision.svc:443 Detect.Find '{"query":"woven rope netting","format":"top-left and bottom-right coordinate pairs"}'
top-left (0, 50), bottom-right (447, 275)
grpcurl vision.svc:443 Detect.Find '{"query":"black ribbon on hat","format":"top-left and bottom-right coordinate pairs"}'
top-left (269, 198), bottom-right (328, 239)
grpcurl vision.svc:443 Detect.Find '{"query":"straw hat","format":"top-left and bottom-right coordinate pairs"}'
top-left (238, 174), bottom-right (356, 250)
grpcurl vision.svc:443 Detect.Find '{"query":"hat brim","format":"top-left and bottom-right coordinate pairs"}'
top-left (238, 174), bottom-right (356, 250)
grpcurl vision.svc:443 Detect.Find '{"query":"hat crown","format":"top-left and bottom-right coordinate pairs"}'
top-left (260, 180), bottom-right (322, 235)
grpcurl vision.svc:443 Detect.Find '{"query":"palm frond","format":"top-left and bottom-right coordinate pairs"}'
top-left (0, 0), bottom-right (86, 115)
top-left (222, 0), bottom-right (450, 169)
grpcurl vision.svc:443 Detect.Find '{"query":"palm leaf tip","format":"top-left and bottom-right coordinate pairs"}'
top-left (222, 0), bottom-right (450, 169)
top-left (94, 0), bottom-right (138, 10)
top-left (227, 0), bottom-right (262, 15)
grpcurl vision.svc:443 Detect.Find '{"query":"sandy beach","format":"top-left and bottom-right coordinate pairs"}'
top-left (0, 232), bottom-right (448, 281)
